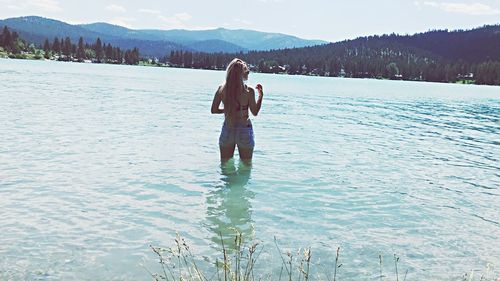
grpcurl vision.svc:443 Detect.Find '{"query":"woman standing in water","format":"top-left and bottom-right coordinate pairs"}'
top-left (211, 58), bottom-right (264, 162)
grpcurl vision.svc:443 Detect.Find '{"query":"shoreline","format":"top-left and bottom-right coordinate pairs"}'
top-left (1, 56), bottom-right (490, 87)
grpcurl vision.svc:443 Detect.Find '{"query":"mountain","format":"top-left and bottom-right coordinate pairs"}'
top-left (187, 39), bottom-right (246, 53)
top-left (78, 23), bottom-right (327, 51)
top-left (383, 26), bottom-right (500, 62)
top-left (0, 16), bottom-right (327, 57)
top-left (239, 24), bottom-right (500, 67)
top-left (2, 16), bottom-right (498, 84)
top-left (0, 16), bottom-right (108, 45)
top-left (0, 16), bottom-right (187, 57)
top-left (169, 24), bottom-right (500, 84)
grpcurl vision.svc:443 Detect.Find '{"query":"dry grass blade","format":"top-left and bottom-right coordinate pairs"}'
top-left (333, 247), bottom-right (340, 281)
top-left (147, 234), bottom-right (497, 281)
top-left (394, 254), bottom-right (399, 281)
top-left (379, 254), bottom-right (383, 281)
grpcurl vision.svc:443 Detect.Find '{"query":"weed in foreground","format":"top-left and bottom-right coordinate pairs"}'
top-left (146, 233), bottom-right (498, 281)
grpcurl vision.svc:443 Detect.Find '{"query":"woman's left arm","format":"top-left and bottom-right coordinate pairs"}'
top-left (248, 87), bottom-right (263, 116)
top-left (211, 86), bottom-right (224, 114)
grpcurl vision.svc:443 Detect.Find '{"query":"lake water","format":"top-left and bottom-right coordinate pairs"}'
top-left (0, 59), bottom-right (499, 280)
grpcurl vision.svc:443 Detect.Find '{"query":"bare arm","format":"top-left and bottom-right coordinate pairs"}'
top-left (211, 86), bottom-right (224, 114)
top-left (248, 86), bottom-right (263, 116)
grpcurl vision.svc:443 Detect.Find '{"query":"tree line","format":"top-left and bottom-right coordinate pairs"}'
top-left (164, 31), bottom-right (500, 86)
top-left (0, 26), bottom-right (27, 55)
top-left (3, 24), bottom-right (499, 85)
top-left (1, 26), bottom-right (140, 65)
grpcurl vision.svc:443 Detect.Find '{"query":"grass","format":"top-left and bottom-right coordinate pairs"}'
top-left (0, 48), bottom-right (8, 58)
top-left (146, 233), bottom-right (499, 281)
top-left (0, 50), bottom-right (43, 60)
top-left (146, 232), bottom-right (262, 281)
top-left (456, 79), bottom-right (476, 85)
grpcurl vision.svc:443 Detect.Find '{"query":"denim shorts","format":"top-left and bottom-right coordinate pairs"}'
top-left (219, 121), bottom-right (255, 150)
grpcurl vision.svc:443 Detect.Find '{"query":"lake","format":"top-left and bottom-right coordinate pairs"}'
top-left (0, 59), bottom-right (499, 280)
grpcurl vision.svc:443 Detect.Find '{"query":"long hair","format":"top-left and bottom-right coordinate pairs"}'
top-left (222, 58), bottom-right (247, 124)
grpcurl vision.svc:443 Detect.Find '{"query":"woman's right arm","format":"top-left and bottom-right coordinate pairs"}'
top-left (211, 86), bottom-right (224, 114)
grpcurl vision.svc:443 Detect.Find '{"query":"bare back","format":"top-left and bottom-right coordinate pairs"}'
top-left (219, 84), bottom-right (256, 125)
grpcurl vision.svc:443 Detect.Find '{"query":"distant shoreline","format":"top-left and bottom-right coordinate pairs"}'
top-left (1, 56), bottom-right (488, 87)
top-left (2, 21), bottom-right (500, 86)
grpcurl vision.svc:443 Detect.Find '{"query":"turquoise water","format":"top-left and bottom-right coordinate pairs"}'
top-left (0, 59), bottom-right (499, 280)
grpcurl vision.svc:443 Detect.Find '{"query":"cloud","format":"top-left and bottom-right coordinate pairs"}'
top-left (109, 17), bottom-right (135, 28)
top-left (233, 18), bottom-right (253, 25)
top-left (138, 8), bottom-right (161, 14)
top-left (1, 0), bottom-right (62, 12)
top-left (28, 0), bottom-right (62, 12)
top-left (174, 12), bottom-right (192, 21)
top-left (106, 4), bottom-right (126, 13)
top-left (158, 12), bottom-right (192, 29)
top-left (139, 10), bottom-right (213, 30)
top-left (419, 1), bottom-right (500, 15)
top-left (0, 0), bottom-right (22, 10)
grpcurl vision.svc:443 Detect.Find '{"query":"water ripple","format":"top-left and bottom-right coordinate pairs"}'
top-left (0, 59), bottom-right (499, 280)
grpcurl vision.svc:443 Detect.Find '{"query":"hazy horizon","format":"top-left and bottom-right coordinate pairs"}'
top-left (2, 14), bottom-right (499, 45)
top-left (1, 0), bottom-right (500, 42)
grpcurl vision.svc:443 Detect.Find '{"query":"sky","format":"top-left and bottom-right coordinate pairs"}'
top-left (1, 0), bottom-right (499, 42)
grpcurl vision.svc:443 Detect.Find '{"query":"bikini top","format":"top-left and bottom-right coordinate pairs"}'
top-left (235, 88), bottom-right (249, 121)
top-left (235, 99), bottom-right (248, 111)
top-left (221, 85), bottom-right (250, 126)
top-left (221, 85), bottom-right (249, 112)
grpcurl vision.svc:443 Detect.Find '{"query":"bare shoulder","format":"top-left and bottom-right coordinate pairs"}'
top-left (246, 86), bottom-right (255, 95)
top-left (245, 86), bottom-right (255, 103)
top-left (217, 84), bottom-right (224, 96)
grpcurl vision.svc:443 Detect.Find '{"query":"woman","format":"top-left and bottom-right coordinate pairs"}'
top-left (211, 58), bottom-right (264, 162)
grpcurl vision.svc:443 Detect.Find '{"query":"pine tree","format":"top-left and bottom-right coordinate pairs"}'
top-left (43, 39), bottom-right (51, 59)
top-left (52, 37), bottom-right (61, 56)
top-left (124, 49), bottom-right (130, 64)
top-left (131, 47), bottom-right (140, 64)
top-left (113, 47), bottom-right (122, 63)
top-left (10, 31), bottom-right (21, 54)
top-left (77, 37), bottom-right (85, 61)
top-left (105, 43), bottom-right (113, 61)
top-left (63, 37), bottom-right (72, 57)
top-left (94, 37), bottom-right (103, 62)
top-left (169, 50), bottom-right (175, 64)
top-left (1, 26), bottom-right (13, 51)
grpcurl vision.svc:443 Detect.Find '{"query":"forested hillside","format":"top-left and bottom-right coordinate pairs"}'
top-left (166, 25), bottom-right (500, 85)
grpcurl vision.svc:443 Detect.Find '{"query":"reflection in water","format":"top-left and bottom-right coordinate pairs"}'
top-left (205, 159), bottom-right (255, 248)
